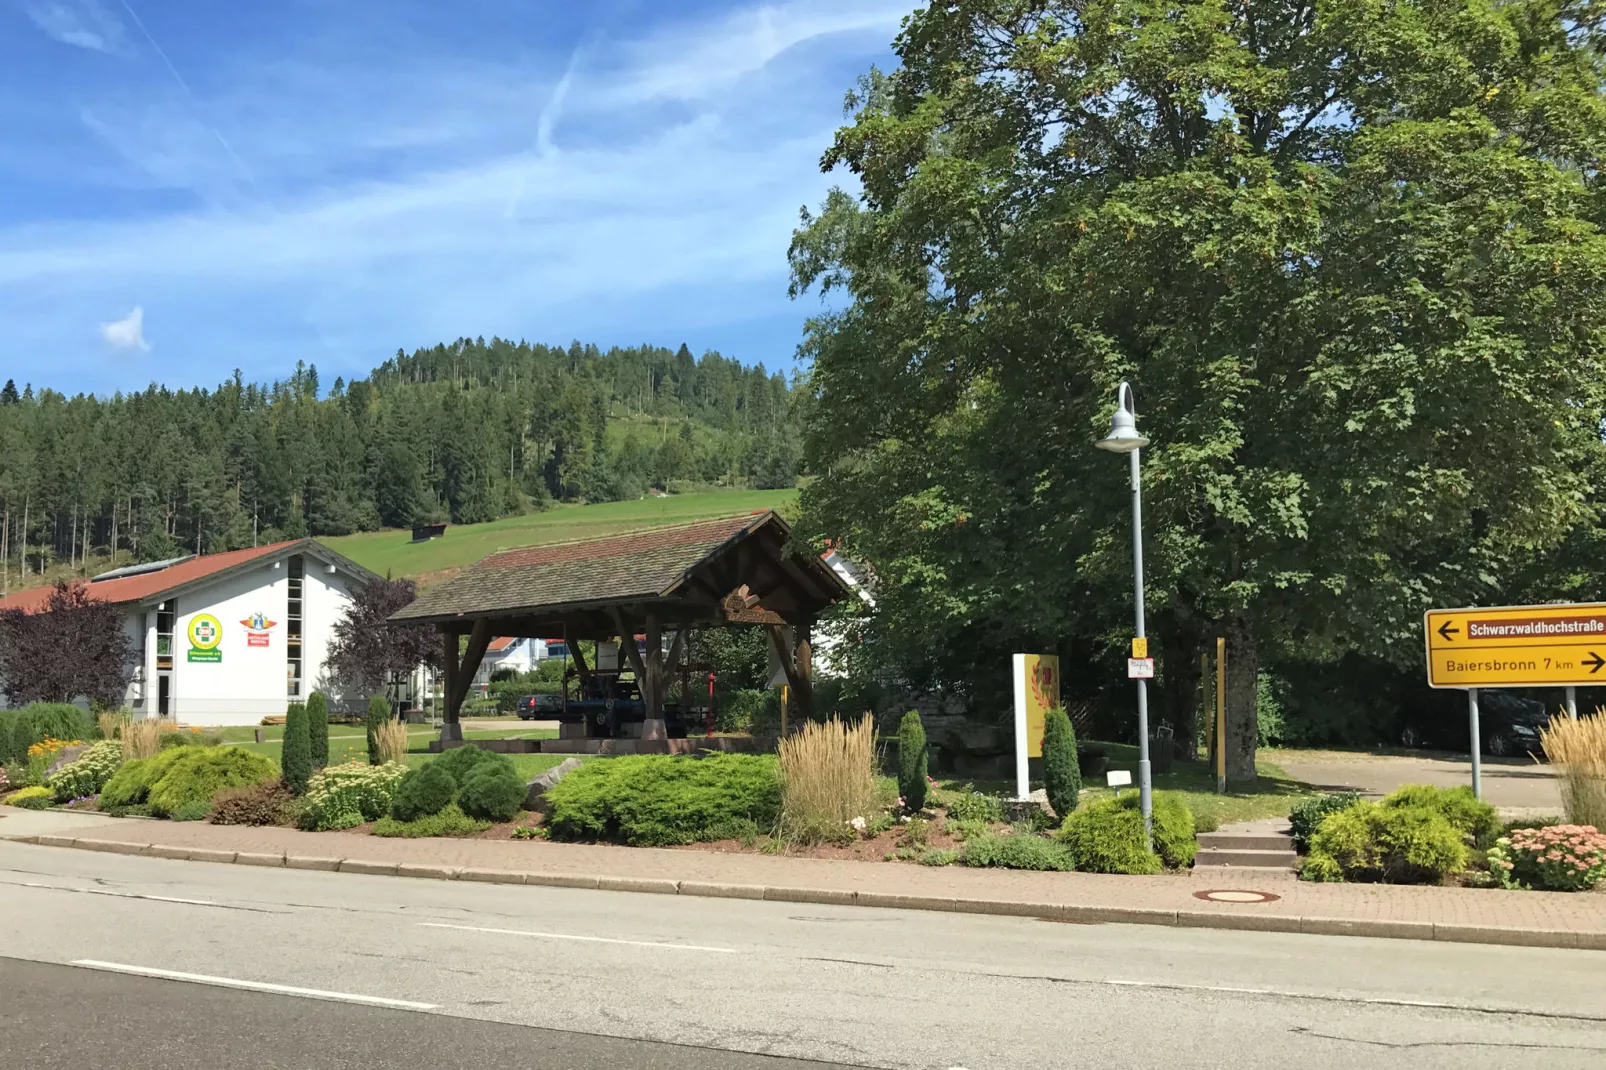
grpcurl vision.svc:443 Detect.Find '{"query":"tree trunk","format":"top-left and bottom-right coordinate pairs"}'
top-left (1159, 628), bottom-right (1202, 760)
top-left (1224, 617), bottom-right (1260, 784)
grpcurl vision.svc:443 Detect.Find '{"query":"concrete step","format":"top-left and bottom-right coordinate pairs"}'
top-left (1192, 864), bottom-right (1299, 882)
top-left (1193, 847), bottom-right (1299, 869)
top-left (1197, 831), bottom-right (1294, 852)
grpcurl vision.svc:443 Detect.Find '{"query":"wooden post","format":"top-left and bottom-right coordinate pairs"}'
top-left (1215, 636), bottom-right (1227, 793)
top-left (641, 614), bottom-right (666, 740)
top-left (441, 627), bottom-right (460, 741)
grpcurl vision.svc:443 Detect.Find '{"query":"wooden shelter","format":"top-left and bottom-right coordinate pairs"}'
top-left (388, 511), bottom-right (851, 741)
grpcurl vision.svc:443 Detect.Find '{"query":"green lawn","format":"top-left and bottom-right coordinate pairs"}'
top-left (226, 727), bottom-right (557, 770)
top-left (323, 489), bottom-right (796, 585)
top-left (936, 740), bottom-right (1319, 830)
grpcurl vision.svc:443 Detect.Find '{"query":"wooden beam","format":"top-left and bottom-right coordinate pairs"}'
top-left (441, 627), bottom-right (460, 722)
top-left (448, 618), bottom-right (493, 720)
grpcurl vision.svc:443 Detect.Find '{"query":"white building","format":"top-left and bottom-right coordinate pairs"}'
top-left (0, 539), bottom-right (379, 727)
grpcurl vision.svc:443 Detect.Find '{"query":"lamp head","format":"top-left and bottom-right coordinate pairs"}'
top-left (1095, 383), bottom-right (1149, 453)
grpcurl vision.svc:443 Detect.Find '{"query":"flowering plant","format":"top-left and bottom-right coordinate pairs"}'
top-left (27, 737), bottom-right (83, 760)
top-left (1487, 825), bottom-right (1606, 892)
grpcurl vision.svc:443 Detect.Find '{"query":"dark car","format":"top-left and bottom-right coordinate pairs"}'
top-left (1399, 689), bottom-right (1550, 757)
top-left (515, 693), bottom-right (563, 720)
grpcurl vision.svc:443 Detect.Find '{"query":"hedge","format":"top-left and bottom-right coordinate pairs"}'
top-left (1301, 801), bottom-right (1468, 883)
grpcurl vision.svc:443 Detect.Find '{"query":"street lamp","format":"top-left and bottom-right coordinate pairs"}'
top-left (1095, 381), bottom-right (1153, 845)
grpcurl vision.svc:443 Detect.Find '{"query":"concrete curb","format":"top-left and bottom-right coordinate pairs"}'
top-left (7, 832), bottom-right (1602, 952)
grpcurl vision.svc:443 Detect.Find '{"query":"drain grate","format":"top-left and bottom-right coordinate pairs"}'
top-left (1192, 889), bottom-right (1281, 904)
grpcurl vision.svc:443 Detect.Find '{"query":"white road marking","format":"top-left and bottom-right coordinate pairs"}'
top-left (15, 881), bottom-right (218, 907)
top-left (70, 960), bottom-right (439, 1010)
top-left (419, 921), bottom-right (737, 954)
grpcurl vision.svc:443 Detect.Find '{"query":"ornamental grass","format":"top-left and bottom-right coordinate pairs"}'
top-left (1540, 712), bottom-right (1606, 829)
top-left (374, 719), bottom-right (410, 765)
top-left (778, 715), bottom-right (879, 845)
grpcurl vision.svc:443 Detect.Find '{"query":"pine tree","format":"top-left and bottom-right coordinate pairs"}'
top-left (281, 701), bottom-right (312, 795)
top-left (1042, 707), bottom-right (1081, 821)
top-left (897, 710), bottom-right (928, 813)
top-left (306, 690), bottom-right (329, 769)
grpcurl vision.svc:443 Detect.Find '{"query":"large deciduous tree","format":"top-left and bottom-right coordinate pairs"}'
top-left (791, 0), bottom-right (1606, 779)
top-left (326, 577), bottom-right (441, 696)
top-left (0, 581), bottom-right (134, 707)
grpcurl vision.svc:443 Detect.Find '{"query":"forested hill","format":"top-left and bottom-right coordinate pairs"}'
top-left (0, 338), bottom-right (802, 581)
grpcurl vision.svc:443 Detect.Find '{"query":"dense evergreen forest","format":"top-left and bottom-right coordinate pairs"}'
top-left (0, 339), bottom-right (801, 586)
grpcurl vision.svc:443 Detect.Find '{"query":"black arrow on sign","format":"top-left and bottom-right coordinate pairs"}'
top-left (1586, 652), bottom-right (1605, 675)
top-left (1437, 620), bottom-right (1460, 642)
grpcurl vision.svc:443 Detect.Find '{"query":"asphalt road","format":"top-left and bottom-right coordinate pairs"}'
top-left (1, 841), bottom-right (1604, 1069)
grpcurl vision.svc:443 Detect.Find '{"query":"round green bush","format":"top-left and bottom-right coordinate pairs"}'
top-left (1129, 790), bottom-right (1197, 868)
top-left (390, 762), bottom-right (458, 822)
top-left (1290, 791), bottom-right (1361, 852)
top-left (1301, 801), bottom-right (1468, 883)
top-left (146, 748), bottom-right (280, 818)
top-left (432, 743), bottom-right (507, 784)
top-left (1058, 797), bottom-right (1163, 874)
top-left (1379, 784), bottom-right (1501, 848)
top-left (457, 762), bottom-right (526, 822)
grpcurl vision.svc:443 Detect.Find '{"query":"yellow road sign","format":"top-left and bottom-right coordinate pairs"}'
top-left (1131, 637), bottom-right (1148, 659)
top-left (1424, 603), bottom-right (1606, 688)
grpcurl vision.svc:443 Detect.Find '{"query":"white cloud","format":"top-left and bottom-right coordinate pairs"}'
top-left (24, 0), bottom-right (125, 53)
top-left (100, 306), bottom-right (149, 351)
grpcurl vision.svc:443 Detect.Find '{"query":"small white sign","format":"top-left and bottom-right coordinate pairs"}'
top-left (1107, 770), bottom-right (1132, 788)
top-left (1127, 657), bottom-right (1155, 679)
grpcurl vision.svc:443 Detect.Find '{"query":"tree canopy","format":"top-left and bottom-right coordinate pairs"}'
top-left (791, 0), bottom-right (1606, 774)
top-left (0, 581), bottom-right (133, 708)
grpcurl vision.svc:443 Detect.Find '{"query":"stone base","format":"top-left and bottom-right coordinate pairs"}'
top-left (558, 721), bottom-right (589, 740)
top-left (639, 719), bottom-right (668, 741)
top-left (438, 722), bottom-right (463, 743)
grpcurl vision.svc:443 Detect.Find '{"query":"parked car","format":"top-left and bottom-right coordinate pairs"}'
top-left (515, 693), bottom-right (563, 720)
top-left (1399, 689), bottom-right (1550, 757)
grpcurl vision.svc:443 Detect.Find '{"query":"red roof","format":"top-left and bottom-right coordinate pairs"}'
top-left (0, 541), bottom-right (298, 615)
top-left (487, 636), bottom-right (517, 652)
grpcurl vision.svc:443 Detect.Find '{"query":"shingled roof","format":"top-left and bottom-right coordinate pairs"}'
top-left (390, 511), bottom-right (846, 630)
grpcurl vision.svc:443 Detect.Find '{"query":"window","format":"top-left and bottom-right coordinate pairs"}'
top-left (287, 555), bottom-right (303, 697)
top-left (156, 601), bottom-right (175, 669)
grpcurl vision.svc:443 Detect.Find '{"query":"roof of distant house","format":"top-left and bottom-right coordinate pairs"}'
top-left (0, 539), bottom-right (379, 615)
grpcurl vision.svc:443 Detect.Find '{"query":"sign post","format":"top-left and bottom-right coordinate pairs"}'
top-left (1012, 654), bottom-right (1060, 801)
top-left (1425, 602), bottom-right (1606, 798)
top-left (1215, 636), bottom-right (1227, 794)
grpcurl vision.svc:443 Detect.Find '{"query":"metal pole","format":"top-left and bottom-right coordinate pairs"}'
top-left (1216, 636), bottom-right (1227, 795)
top-left (1468, 687), bottom-right (1482, 801)
top-left (1565, 686), bottom-right (1578, 720)
top-left (1130, 444), bottom-right (1153, 844)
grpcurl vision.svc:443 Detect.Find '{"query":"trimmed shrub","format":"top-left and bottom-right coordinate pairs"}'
top-left (897, 711), bottom-right (928, 812)
top-left (0, 712), bottom-right (16, 764)
top-left (210, 782), bottom-right (295, 826)
top-left (458, 761), bottom-right (527, 822)
top-left (366, 695), bottom-right (390, 765)
top-left (942, 788), bottom-right (1004, 825)
top-left (100, 756), bottom-right (156, 809)
top-left (919, 848), bottom-right (960, 866)
top-left (296, 761), bottom-right (410, 831)
top-left (5, 786), bottom-right (53, 809)
top-left (46, 740), bottom-right (124, 802)
top-left (1301, 801), bottom-right (1468, 883)
top-left (281, 701), bottom-right (312, 795)
top-left (1042, 706), bottom-right (1080, 820)
top-left (1379, 785), bottom-right (1501, 848)
top-left (1289, 791), bottom-right (1360, 852)
top-left (307, 691), bottom-right (330, 770)
top-left (372, 802), bottom-right (490, 838)
top-left (1059, 796), bottom-right (1164, 874)
top-left (1142, 791), bottom-right (1198, 869)
top-left (1486, 824), bottom-right (1606, 892)
top-left (389, 762), bottom-right (458, 822)
top-left (146, 748), bottom-right (280, 819)
top-left (962, 831), bottom-right (1076, 871)
top-left (432, 743), bottom-right (504, 783)
top-left (544, 754), bottom-right (781, 846)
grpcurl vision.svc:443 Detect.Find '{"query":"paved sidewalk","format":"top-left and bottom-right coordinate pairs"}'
top-left (4, 806), bottom-right (1603, 951)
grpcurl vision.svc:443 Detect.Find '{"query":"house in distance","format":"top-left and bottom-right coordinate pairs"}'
top-left (0, 539), bottom-right (379, 726)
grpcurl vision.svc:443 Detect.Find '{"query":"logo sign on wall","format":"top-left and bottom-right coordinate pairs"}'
top-left (187, 614), bottom-right (223, 663)
top-left (241, 612), bottom-right (278, 648)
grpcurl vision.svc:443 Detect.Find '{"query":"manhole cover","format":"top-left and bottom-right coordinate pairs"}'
top-left (1192, 889), bottom-right (1281, 904)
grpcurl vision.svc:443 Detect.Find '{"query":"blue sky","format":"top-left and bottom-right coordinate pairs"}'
top-left (0, 0), bottom-right (905, 394)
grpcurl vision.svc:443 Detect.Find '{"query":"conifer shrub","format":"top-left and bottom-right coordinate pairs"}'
top-left (897, 711), bottom-right (928, 812)
top-left (458, 761), bottom-right (526, 822)
top-left (1300, 801), bottom-right (1467, 883)
top-left (1379, 784), bottom-right (1501, 849)
top-left (373, 802), bottom-right (490, 838)
top-left (307, 691), bottom-right (330, 769)
top-left (365, 695), bottom-right (390, 765)
top-left (389, 761), bottom-right (458, 822)
top-left (1042, 706), bottom-right (1080, 820)
top-left (144, 748), bottom-right (280, 818)
top-left (281, 702), bottom-right (312, 795)
top-left (544, 754), bottom-right (781, 846)
top-left (1058, 796), bottom-right (1164, 874)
